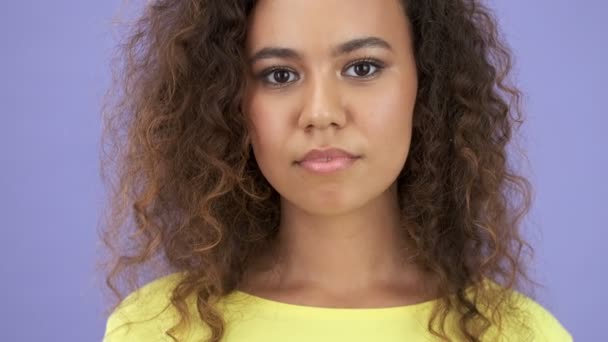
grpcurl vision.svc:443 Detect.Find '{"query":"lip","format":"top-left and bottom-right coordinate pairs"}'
top-left (297, 156), bottom-right (359, 174)
top-left (295, 147), bottom-right (360, 174)
top-left (297, 148), bottom-right (359, 163)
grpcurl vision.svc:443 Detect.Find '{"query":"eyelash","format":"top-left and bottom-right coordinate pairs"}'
top-left (256, 57), bottom-right (386, 88)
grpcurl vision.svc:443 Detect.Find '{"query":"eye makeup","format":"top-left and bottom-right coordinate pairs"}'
top-left (255, 56), bottom-right (387, 88)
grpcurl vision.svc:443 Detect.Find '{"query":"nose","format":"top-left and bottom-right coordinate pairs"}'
top-left (297, 73), bottom-right (346, 132)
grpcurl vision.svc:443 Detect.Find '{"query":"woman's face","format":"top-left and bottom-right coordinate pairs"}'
top-left (242, 0), bottom-right (418, 214)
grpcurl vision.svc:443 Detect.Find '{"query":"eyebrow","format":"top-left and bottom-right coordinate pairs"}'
top-left (248, 36), bottom-right (393, 64)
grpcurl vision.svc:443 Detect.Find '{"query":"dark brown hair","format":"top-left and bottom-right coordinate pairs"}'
top-left (98, 0), bottom-right (539, 341)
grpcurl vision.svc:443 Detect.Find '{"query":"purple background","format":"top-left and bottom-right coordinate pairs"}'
top-left (1, 1), bottom-right (604, 341)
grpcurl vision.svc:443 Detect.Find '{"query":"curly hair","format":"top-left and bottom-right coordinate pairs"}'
top-left (98, 0), bottom-right (539, 341)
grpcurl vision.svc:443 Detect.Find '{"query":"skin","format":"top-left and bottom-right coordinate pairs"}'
top-left (241, 0), bottom-right (436, 308)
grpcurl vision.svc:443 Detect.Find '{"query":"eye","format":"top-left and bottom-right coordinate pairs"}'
top-left (343, 58), bottom-right (385, 78)
top-left (259, 67), bottom-right (299, 87)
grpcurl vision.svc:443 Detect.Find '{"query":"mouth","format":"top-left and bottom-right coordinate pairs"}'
top-left (296, 147), bottom-right (359, 164)
top-left (295, 155), bottom-right (360, 174)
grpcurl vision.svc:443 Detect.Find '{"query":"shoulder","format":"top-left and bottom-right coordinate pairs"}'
top-left (483, 280), bottom-right (573, 342)
top-left (511, 293), bottom-right (572, 341)
top-left (102, 272), bottom-right (192, 342)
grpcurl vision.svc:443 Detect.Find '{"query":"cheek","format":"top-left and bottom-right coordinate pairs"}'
top-left (246, 96), bottom-right (290, 163)
top-left (354, 83), bottom-right (414, 148)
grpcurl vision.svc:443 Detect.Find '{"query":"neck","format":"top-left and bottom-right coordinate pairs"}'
top-left (243, 182), bottom-right (428, 297)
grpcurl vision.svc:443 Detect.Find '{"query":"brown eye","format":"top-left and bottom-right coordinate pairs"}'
top-left (353, 63), bottom-right (371, 76)
top-left (259, 67), bottom-right (299, 87)
top-left (273, 70), bottom-right (291, 83)
top-left (343, 58), bottom-right (385, 79)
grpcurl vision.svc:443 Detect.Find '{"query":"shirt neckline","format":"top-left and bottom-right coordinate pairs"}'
top-left (224, 288), bottom-right (442, 320)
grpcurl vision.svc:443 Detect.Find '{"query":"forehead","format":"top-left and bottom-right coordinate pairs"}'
top-left (246, 0), bottom-right (410, 53)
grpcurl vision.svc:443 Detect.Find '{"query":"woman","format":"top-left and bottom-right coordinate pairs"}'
top-left (99, 0), bottom-right (572, 341)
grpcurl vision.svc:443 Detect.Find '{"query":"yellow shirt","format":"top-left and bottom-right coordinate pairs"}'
top-left (103, 272), bottom-right (572, 341)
